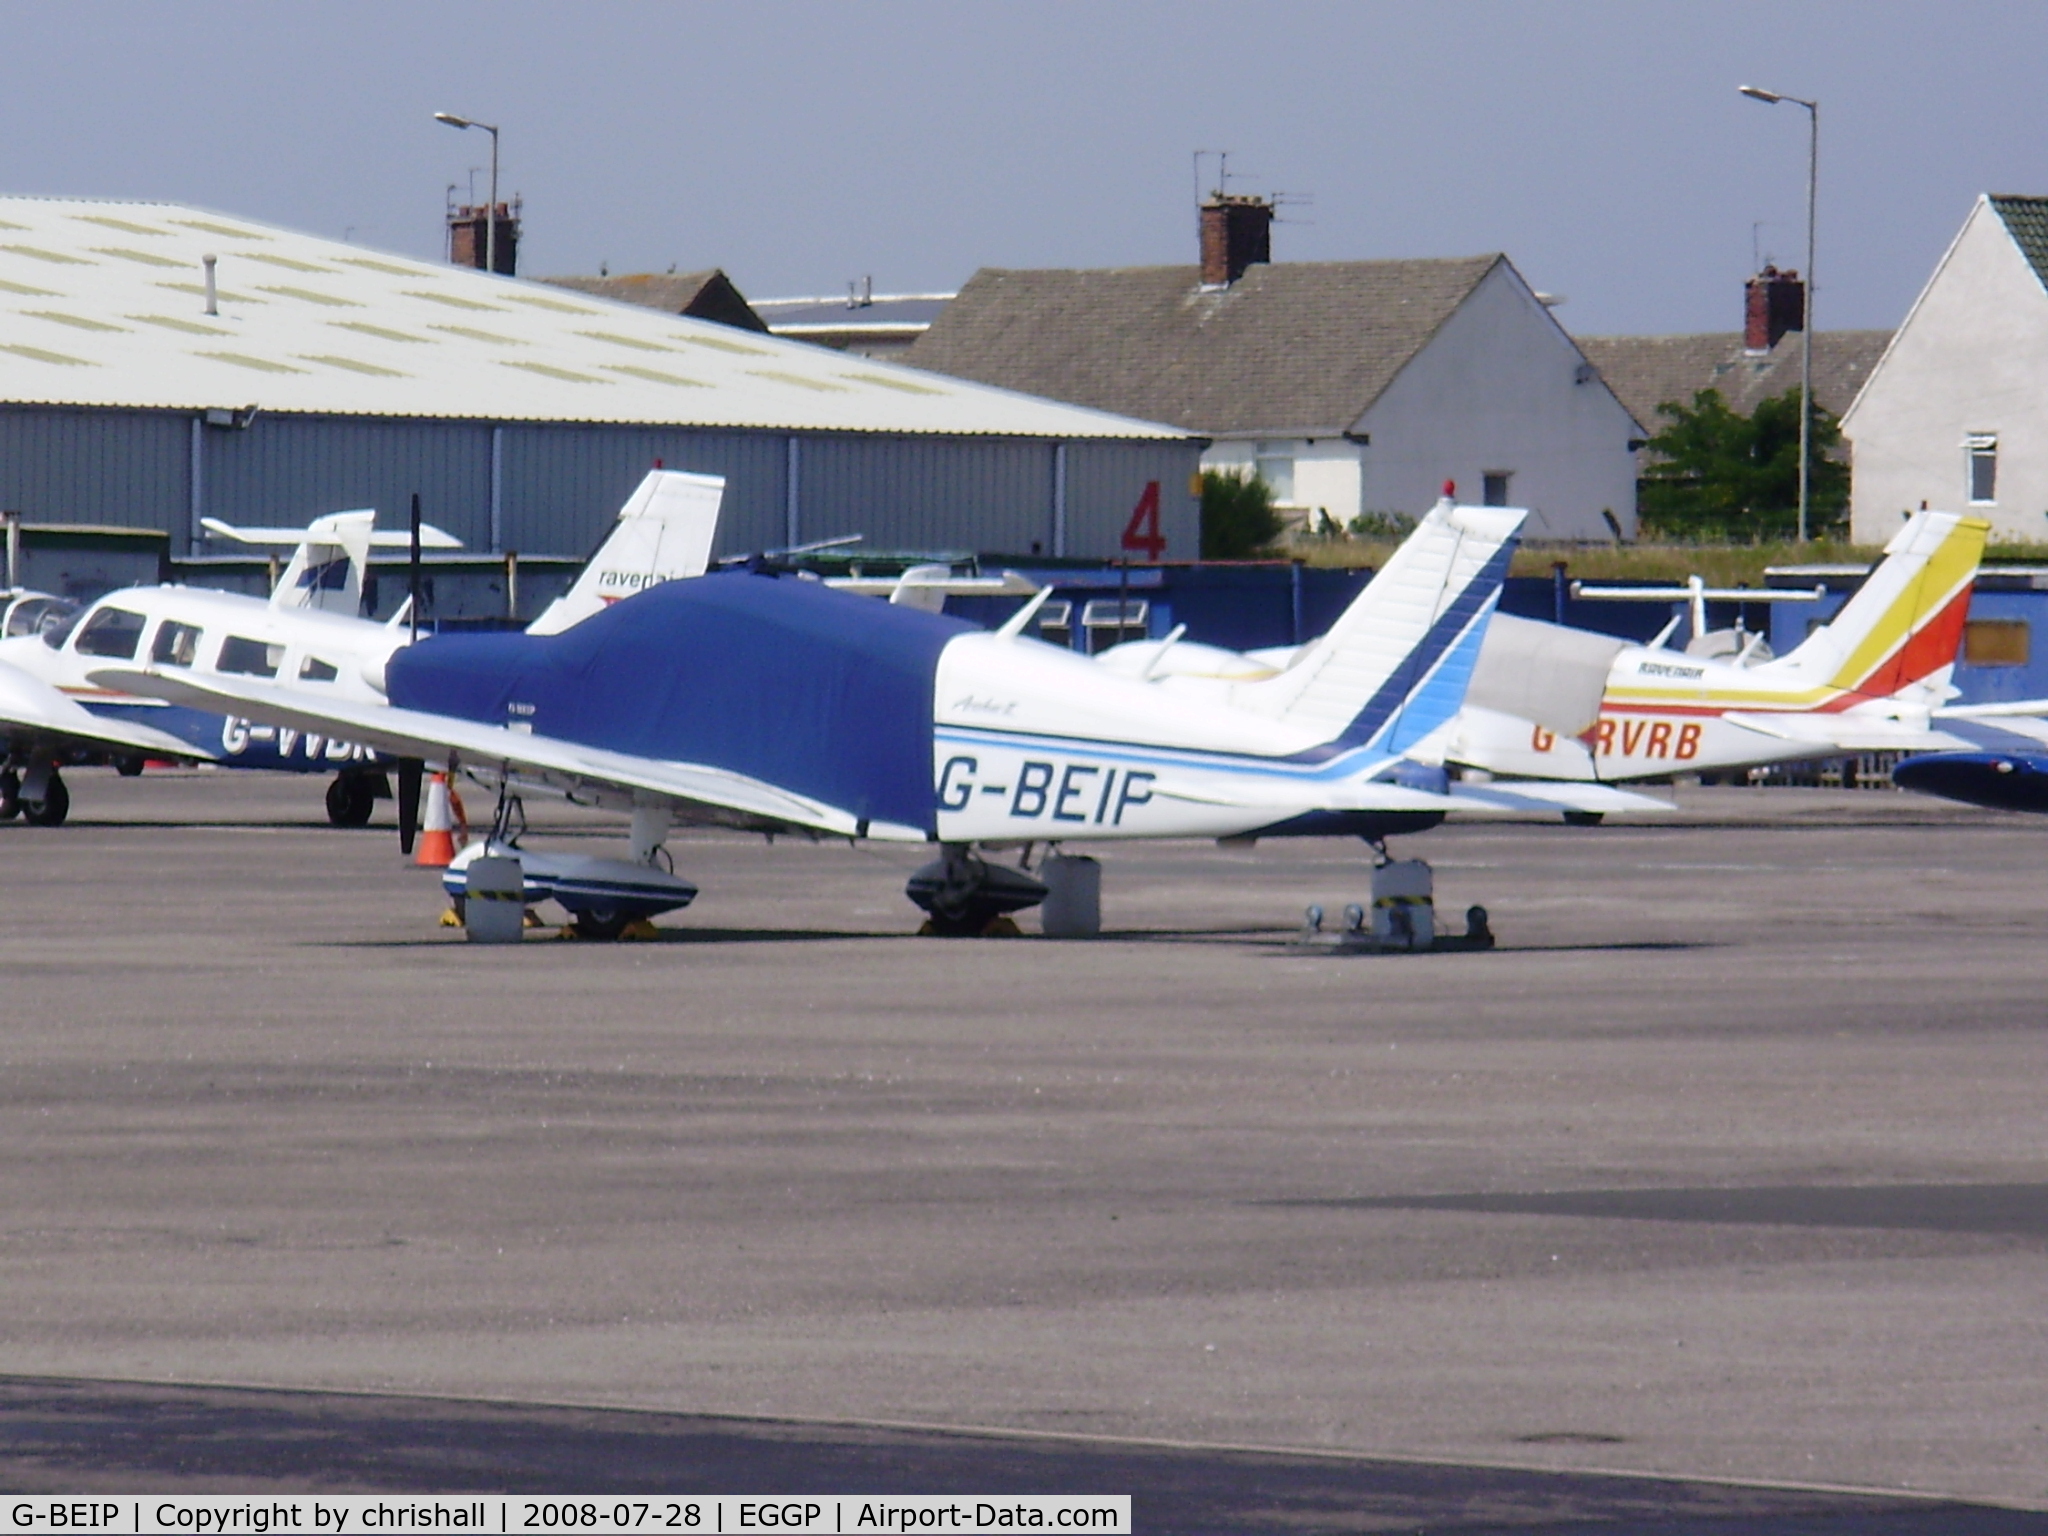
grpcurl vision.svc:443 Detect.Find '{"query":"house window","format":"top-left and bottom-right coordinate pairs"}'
top-left (1967, 433), bottom-right (1998, 504)
top-left (1482, 471), bottom-right (1513, 507)
top-left (1963, 619), bottom-right (2029, 667)
top-left (1254, 442), bottom-right (1295, 503)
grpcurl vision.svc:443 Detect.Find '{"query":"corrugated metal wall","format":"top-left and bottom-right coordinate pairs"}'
top-left (0, 407), bottom-right (189, 530)
top-left (794, 435), bottom-right (1054, 554)
top-left (1063, 441), bottom-right (1203, 563)
top-left (202, 415), bottom-right (495, 547)
top-left (498, 427), bottom-right (788, 559)
top-left (0, 407), bottom-right (1203, 566)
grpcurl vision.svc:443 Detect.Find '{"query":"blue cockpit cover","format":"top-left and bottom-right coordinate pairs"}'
top-left (387, 572), bottom-right (974, 834)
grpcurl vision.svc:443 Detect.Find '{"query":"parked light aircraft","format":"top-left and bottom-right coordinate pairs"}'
top-left (1100, 508), bottom-right (1990, 794)
top-left (0, 470), bottom-right (724, 827)
top-left (97, 497), bottom-right (1585, 937)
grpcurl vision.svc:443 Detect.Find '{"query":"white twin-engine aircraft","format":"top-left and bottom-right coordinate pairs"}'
top-left (97, 494), bottom-right (1665, 937)
top-left (0, 470), bottom-right (725, 826)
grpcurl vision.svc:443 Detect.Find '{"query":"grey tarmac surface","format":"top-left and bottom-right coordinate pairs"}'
top-left (1, 768), bottom-right (2046, 1523)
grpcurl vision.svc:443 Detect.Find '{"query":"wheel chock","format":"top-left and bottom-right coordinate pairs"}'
top-left (622, 918), bottom-right (662, 941)
top-left (438, 906), bottom-right (462, 928)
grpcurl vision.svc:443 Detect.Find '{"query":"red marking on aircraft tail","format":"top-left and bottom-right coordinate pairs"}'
top-left (1833, 584), bottom-right (1974, 703)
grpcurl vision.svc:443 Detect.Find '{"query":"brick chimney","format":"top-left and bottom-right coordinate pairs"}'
top-left (1199, 194), bottom-right (1273, 287)
top-left (1744, 264), bottom-right (1804, 353)
top-left (447, 198), bottom-right (522, 276)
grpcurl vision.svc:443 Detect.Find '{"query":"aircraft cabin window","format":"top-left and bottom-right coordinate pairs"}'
top-left (217, 635), bottom-right (284, 678)
top-left (151, 620), bottom-right (203, 668)
top-left (71, 606), bottom-right (148, 659)
top-left (299, 656), bottom-right (339, 682)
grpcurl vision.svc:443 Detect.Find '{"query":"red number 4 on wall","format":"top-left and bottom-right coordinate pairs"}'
top-left (1121, 481), bottom-right (1166, 560)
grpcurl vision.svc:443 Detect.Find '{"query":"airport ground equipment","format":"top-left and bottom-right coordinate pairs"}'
top-left (1297, 860), bottom-right (1494, 955)
top-left (462, 854), bottom-right (526, 943)
top-left (444, 838), bottom-right (698, 941)
top-left (1038, 854), bottom-right (1102, 938)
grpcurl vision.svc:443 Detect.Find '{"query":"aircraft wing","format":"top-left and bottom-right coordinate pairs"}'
top-left (0, 658), bottom-right (214, 760)
top-left (88, 666), bottom-right (920, 841)
top-left (1936, 699), bottom-right (2048, 720)
top-left (1449, 780), bottom-right (1675, 816)
top-left (1719, 711), bottom-right (1970, 753)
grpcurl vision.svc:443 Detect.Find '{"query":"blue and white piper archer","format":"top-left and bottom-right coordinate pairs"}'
top-left (97, 497), bottom-right (1570, 936)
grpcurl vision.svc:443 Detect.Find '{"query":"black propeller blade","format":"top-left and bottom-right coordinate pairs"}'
top-left (396, 757), bottom-right (423, 856)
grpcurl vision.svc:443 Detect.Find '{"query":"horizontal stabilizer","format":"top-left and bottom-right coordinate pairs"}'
top-left (1719, 710), bottom-right (1967, 752)
top-left (201, 516), bottom-right (461, 549)
top-left (1466, 613), bottom-right (1625, 738)
top-left (1450, 779), bottom-right (1674, 816)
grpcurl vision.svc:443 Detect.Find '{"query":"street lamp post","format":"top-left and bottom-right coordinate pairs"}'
top-left (434, 111), bottom-right (501, 276)
top-left (1739, 84), bottom-right (1818, 543)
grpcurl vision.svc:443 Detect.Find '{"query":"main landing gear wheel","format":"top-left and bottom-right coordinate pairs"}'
top-left (0, 769), bottom-right (18, 822)
top-left (325, 771), bottom-right (379, 828)
top-left (570, 906), bottom-right (631, 942)
top-left (22, 770), bottom-right (68, 827)
top-left (905, 846), bottom-right (1049, 937)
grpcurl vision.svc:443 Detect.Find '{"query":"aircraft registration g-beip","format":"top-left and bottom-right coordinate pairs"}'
top-left (0, 470), bottom-right (724, 828)
top-left (98, 493), bottom-right (1659, 938)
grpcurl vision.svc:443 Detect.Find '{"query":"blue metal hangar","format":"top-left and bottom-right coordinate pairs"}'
top-left (0, 198), bottom-right (1200, 564)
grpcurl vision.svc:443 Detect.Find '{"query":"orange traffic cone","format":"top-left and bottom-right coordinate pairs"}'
top-left (415, 772), bottom-right (457, 867)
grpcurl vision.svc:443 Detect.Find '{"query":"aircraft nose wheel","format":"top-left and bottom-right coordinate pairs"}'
top-left (21, 769), bottom-right (67, 827)
top-left (325, 770), bottom-right (380, 828)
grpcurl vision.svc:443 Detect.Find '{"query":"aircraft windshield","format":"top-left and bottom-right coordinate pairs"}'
top-left (71, 605), bottom-right (148, 659)
top-left (9, 596), bottom-right (78, 640)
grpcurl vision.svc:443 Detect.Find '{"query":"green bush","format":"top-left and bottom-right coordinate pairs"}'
top-left (1200, 469), bottom-right (1286, 559)
top-left (1639, 386), bottom-right (1849, 541)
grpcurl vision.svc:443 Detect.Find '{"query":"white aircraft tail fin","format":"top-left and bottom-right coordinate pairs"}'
top-left (525, 470), bottom-right (726, 635)
top-left (1227, 497), bottom-right (1524, 753)
top-left (1769, 508), bottom-right (1987, 702)
top-left (203, 511), bottom-right (461, 616)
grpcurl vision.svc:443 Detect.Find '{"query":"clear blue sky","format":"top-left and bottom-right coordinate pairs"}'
top-left (5, 1), bottom-right (2042, 335)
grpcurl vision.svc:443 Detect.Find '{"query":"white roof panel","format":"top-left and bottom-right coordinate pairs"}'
top-left (0, 197), bottom-right (1187, 440)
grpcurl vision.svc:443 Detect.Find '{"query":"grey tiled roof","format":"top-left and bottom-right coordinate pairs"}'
top-left (1989, 195), bottom-right (2048, 292)
top-left (1574, 329), bottom-right (1893, 434)
top-left (541, 269), bottom-right (769, 332)
top-left (906, 256), bottom-right (1503, 435)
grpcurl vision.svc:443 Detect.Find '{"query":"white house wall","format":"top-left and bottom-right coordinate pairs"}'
top-left (1845, 199), bottom-right (2048, 542)
top-left (1199, 438), bottom-right (1362, 528)
top-left (1354, 265), bottom-right (1639, 539)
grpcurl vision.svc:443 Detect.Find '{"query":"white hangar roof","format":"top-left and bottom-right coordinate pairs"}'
top-left (0, 197), bottom-right (1187, 440)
